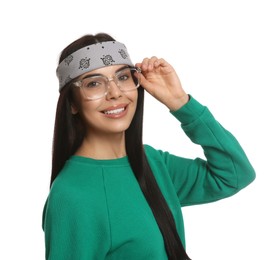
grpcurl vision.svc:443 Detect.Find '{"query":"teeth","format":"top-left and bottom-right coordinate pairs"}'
top-left (104, 107), bottom-right (125, 115)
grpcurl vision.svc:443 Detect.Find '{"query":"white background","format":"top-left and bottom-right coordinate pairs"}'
top-left (1, 0), bottom-right (270, 259)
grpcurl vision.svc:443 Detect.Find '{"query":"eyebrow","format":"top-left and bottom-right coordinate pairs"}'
top-left (81, 65), bottom-right (130, 80)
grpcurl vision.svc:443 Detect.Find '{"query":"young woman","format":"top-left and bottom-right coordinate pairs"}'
top-left (42, 33), bottom-right (255, 260)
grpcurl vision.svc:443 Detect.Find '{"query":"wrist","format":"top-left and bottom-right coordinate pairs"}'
top-left (167, 93), bottom-right (190, 111)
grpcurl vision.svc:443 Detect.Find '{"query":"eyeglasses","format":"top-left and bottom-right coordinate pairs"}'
top-left (73, 67), bottom-right (141, 100)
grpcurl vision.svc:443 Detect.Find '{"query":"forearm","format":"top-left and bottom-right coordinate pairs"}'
top-left (169, 96), bottom-right (255, 204)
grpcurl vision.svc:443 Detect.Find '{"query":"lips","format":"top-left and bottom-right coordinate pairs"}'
top-left (104, 107), bottom-right (125, 115)
top-left (102, 104), bottom-right (128, 117)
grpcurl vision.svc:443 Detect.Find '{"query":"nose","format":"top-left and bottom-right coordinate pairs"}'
top-left (106, 79), bottom-right (122, 100)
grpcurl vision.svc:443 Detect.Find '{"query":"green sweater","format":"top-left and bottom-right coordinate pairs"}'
top-left (42, 97), bottom-right (255, 260)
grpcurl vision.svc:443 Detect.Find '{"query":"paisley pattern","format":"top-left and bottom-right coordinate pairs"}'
top-left (118, 49), bottom-right (128, 59)
top-left (64, 55), bottom-right (73, 66)
top-left (79, 57), bottom-right (90, 70)
top-left (57, 41), bottom-right (134, 91)
top-left (101, 55), bottom-right (115, 66)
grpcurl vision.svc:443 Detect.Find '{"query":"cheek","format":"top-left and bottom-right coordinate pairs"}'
top-left (78, 100), bottom-right (103, 123)
top-left (126, 90), bottom-right (138, 104)
top-left (85, 101), bottom-right (102, 114)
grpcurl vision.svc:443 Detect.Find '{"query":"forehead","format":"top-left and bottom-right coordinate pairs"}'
top-left (79, 64), bottom-right (127, 79)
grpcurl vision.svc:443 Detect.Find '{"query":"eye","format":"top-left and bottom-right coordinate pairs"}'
top-left (118, 74), bottom-right (129, 81)
top-left (87, 81), bottom-right (99, 88)
top-left (84, 78), bottom-right (103, 88)
top-left (117, 70), bottom-right (132, 82)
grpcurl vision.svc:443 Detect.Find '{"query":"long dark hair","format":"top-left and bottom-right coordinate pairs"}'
top-left (50, 33), bottom-right (191, 260)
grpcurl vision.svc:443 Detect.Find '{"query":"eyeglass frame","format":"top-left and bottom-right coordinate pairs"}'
top-left (72, 66), bottom-right (141, 101)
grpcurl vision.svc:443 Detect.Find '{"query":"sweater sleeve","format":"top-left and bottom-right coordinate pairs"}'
top-left (160, 96), bottom-right (256, 206)
top-left (42, 180), bottom-right (110, 260)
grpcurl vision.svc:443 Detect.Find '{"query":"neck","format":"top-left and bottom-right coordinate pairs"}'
top-left (75, 132), bottom-right (126, 159)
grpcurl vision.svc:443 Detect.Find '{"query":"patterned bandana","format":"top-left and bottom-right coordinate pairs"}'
top-left (56, 41), bottom-right (134, 91)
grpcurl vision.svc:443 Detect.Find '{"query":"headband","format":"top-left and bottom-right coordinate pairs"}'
top-left (56, 41), bottom-right (134, 91)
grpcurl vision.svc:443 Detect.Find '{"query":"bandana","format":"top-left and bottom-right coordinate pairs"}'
top-left (56, 41), bottom-right (134, 91)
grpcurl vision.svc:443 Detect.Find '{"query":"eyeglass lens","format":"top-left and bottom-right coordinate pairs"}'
top-left (81, 68), bottom-right (140, 100)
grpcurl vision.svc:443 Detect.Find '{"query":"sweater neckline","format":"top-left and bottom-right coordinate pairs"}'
top-left (69, 155), bottom-right (130, 166)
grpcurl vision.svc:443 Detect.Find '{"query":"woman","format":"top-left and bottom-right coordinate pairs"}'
top-left (42, 33), bottom-right (255, 260)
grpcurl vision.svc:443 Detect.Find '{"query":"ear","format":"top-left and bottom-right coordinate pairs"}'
top-left (71, 103), bottom-right (79, 115)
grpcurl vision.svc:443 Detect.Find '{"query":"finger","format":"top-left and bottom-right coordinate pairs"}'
top-left (148, 56), bottom-right (159, 70)
top-left (148, 57), bottom-right (167, 71)
top-left (135, 71), bottom-right (152, 91)
top-left (157, 58), bottom-right (167, 67)
top-left (136, 57), bottom-right (168, 73)
top-left (141, 58), bottom-right (150, 71)
top-left (146, 56), bottom-right (161, 71)
top-left (155, 58), bottom-right (173, 73)
top-left (153, 59), bottom-right (160, 68)
top-left (135, 62), bottom-right (142, 69)
top-left (140, 57), bottom-right (159, 72)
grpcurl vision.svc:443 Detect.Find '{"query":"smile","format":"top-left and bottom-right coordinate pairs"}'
top-left (103, 107), bottom-right (125, 115)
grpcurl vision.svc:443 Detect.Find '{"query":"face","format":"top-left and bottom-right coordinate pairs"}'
top-left (71, 65), bottom-right (138, 137)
